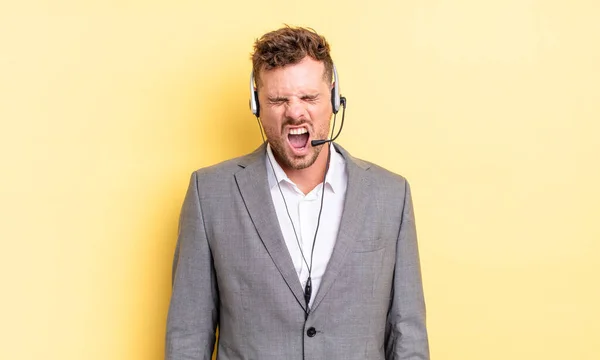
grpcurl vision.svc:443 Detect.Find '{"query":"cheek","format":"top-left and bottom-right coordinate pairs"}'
top-left (308, 104), bottom-right (332, 126)
top-left (260, 113), bottom-right (283, 134)
top-left (262, 106), bottom-right (285, 120)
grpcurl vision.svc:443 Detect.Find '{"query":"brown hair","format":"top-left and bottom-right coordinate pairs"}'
top-left (251, 25), bottom-right (333, 87)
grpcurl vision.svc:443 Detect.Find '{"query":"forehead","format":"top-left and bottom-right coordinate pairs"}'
top-left (258, 57), bottom-right (329, 94)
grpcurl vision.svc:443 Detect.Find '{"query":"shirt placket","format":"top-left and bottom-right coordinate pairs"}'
top-left (297, 187), bottom-right (320, 293)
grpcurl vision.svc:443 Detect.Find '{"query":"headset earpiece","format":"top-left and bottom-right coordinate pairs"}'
top-left (249, 70), bottom-right (260, 117)
top-left (331, 64), bottom-right (341, 114)
top-left (253, 90), bottom-right (260, 118)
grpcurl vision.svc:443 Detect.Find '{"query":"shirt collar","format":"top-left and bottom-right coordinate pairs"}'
top-left (265, 142), bottom-right (345, 194)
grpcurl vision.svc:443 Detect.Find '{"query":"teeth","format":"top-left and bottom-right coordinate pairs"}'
top-left (289, 128), bottom-right (308, 135)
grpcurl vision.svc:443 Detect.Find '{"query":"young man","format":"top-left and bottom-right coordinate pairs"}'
top-left (165, 26), bottom-right (429, 360)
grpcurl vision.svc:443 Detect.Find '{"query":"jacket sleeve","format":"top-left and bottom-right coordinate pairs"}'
top-left (386, 180), bottom-right (430, 359)
top-left (165, 171), bottom-right (219, 360)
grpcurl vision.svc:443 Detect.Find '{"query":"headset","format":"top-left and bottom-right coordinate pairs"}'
top-left (249, 64), bottom-right (342, 118)
top-left (248, 62), bottom-right (346, 317)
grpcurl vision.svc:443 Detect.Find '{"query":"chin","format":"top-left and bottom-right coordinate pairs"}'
top-left (289, 162), bottom-right (312, 171)
top-left (288, 153), bottom-right (319, 170)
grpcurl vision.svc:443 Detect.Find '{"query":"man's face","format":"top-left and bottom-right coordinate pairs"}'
top-left (257, 57), bottom-right (332, 172)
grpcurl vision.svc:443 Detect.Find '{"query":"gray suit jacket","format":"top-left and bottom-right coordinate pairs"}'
top-left (165, 143), bottom-right (429, 360)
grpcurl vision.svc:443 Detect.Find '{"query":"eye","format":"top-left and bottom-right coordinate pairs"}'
top-left (301, 95), bottom-right (319, 103)
top-left (268, 97), bottom-right (287, 105)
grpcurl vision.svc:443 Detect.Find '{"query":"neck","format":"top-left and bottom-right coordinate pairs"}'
top-left (281, 145), bottom-right (330, 195)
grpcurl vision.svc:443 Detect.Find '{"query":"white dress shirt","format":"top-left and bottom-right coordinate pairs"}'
top-left (265, 143), bottom-right (347, 308)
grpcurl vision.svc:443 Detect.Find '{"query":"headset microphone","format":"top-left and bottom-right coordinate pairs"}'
top-left (311, 96), bottom-right (347, 147)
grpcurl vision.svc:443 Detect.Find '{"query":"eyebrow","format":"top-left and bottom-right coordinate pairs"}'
top-left (267, 96), bottom-right (288, 102)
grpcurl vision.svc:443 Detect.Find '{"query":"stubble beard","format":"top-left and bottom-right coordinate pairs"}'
top-left (266, 125), bottom-right (329, 171)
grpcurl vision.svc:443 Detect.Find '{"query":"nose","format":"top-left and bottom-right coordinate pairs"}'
top-left (284, 98), bottom-right (307, 120)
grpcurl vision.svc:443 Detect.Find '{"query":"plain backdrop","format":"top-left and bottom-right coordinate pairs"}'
top-left (1, 1), bottom-right (599, 359)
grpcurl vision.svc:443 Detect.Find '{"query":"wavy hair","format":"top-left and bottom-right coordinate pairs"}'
top-left (251, 25), bottom-right (333, 87)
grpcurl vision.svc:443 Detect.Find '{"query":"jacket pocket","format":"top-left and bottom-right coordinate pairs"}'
top-left (351, 237), bottom-right (387, 253)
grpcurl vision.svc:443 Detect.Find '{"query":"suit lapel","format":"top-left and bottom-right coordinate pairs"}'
top-left (234, 144), bottom-right (307, 312)
top-left (310, 144), bottom-right (371, 312)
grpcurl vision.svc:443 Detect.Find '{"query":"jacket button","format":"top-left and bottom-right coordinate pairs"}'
top-left (306, 327), bottom-right (316, 337)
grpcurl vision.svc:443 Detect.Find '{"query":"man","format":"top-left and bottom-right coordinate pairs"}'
top-left (165, 26), bottom-right (429, 360)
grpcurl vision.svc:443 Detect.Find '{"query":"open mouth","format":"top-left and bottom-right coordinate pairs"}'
top-left (288, 127), bottom-right (310, 151)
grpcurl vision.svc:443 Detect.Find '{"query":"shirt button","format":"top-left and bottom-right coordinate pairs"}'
top-left (306, 327), bottom-right (317, 337)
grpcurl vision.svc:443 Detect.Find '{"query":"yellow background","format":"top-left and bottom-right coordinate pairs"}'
top-left (1, 1), bottom-right (599, 359)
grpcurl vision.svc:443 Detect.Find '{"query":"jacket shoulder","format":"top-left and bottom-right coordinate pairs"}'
top-left (193, 157), bottom-right (242, 179)
top-left (335, 142), bottom-right (409, 188)
top-left (186, 148), bottom-right (262, 189)
top-left (351, 154), bottom-right (409, 189)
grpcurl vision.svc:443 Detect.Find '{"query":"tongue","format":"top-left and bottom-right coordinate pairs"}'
top-left (289, 133), bottom-right (309, 149)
